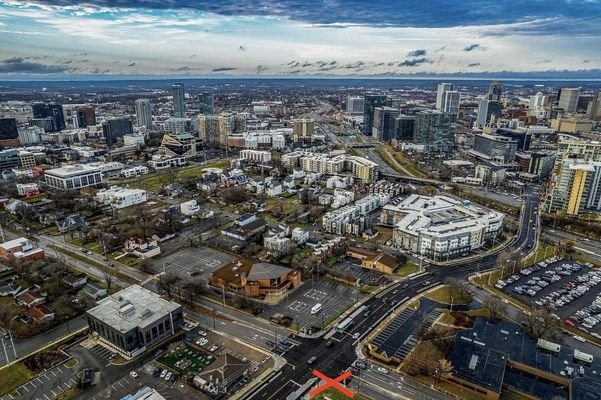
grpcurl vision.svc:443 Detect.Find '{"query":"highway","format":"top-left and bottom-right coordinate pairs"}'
top-left (246, 186), bottom-right (540, 399)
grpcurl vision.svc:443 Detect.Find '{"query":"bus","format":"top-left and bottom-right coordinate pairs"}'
top-left (336, 317), bottom-right (354, 332)
top-left (310, 303), bottom-right (322, 315)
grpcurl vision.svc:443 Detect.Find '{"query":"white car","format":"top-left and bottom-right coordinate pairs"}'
top-left (352, 332), bottom-right (360, 339)
top-left (129, 371), bottom-right (139, 379)
top-left (160, 369), bottom-right (167, 379)
top-left (573, 335), bottom-right (586, 343)
top-left (165, 372), bottom-right (172, 381)
top-left (377, 367), bottom-right (389, 374)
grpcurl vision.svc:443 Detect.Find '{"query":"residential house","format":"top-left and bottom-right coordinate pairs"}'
top-left (83, 282), bottom-right (108, 300)
top-left (123, 237), bottom-right (161, 259)
top-left (221, 214), bottom-right (266, 242)
top-left (16, 290), bottom-right (47, 308)
top-left (291, 227), bottom-right (309, 244)
top-left (56, 215), bottom-right (88, 233)
top-left (346, 247), bottom-right (400, 274)
top-left (63, 273), bottom-right (88, 289)
top-left (26, 305), bottom-right (55, 324)
top-left (0, 237), bottom-right (45, 263)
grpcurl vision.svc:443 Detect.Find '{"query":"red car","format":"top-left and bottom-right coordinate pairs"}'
top-left (564, 320), bottom-right (575, 327)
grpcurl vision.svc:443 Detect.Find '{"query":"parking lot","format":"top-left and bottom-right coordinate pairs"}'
top-left (331, 257), bottom-right (391, 286)
top-left (260, 280), bottom-right (365, 332)
top-left (497, 257), bottom-right (601, 335)
top-left (151, 246), bottom-right (234, 280)
top-left (0, 362), bottom-right (78, 400)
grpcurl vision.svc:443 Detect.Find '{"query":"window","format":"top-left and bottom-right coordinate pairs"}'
top-left (158, 323), bottom-right (164, 335)
top-left (151, 326), bottom-right (158, 339)
top-left (145, 330), bottom-right (151, 342)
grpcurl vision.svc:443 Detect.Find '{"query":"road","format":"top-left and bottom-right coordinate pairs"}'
top-left (247, 186), bottom-right (540, 400)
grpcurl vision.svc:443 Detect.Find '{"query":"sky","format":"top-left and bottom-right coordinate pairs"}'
top-left (0, 0), bottom-right (600, 78)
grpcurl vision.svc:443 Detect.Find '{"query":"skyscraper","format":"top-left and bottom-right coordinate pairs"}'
top-left (476, 97), bottom-right (502, 128)
top-left (346, 96), bottom-right (364, 114)
top-left (587, 90), bottom-right (601, 120)
top-left (102, 118), bottom-right (133, 145)
top-left (558, 87), bottom-right (580, 113)
top-left (362, 94), bottom-right (387, 136)
top-left (172, 83), bottom-right (186, 118)
top-left (442, 91), bottom-right (460, 114)
top-left (77, 106), bottom-right (96, 127)
top-left (0, 118), bottom-right (18, 141)
top-left (394, 115), bottom-right (415, 141)
top-left (488, 81), bottom-right (503, 101)
top-left (436, 83), bottom-right (454, 110)
top-left (293, 118), bottom-right (315, 142)
top-left (198, 92), bottom-right (214, 115)
top-left (198, 115), bottom-right (219, 147)
top-left (414, 111), bottom-right (456, 155)
top-left (372, 107), bottom-right (399, 141)
top-left (32, 102), bottom-right (65, 132)
top-left (135, 98), bottom-right (153, 129)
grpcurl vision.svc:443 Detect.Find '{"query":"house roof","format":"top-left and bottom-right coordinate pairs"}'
top-left (196, 352), bottom-right (249, 386)
top-left (368, 253), bottom-right (400, 270)
top-left (17, 291), bottom-right (45, 304)
top-left (247, 263), bottom-right (293, 281)
top-left (26, 305), bottom-right (54, 320)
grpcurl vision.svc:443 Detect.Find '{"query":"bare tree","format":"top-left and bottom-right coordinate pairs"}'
top-left (182, 279), bottom-right (206, 306)
top-left (158, 272), bottom-right (179, 298)
top-left (101, 264), bottom-right (113, 291)
top-left (444, 277), bottom-right (473, 303)
top-left (434, 358), bottom-right (454, 384)
top-left (482, 296), bottom-right (506, 320)
top-left (518, 308), bottom-right (561, 340)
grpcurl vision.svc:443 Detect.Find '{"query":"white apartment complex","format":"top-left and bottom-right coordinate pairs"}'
top-left (282, 151), bottom-right (379, 182)
top-left (322, 193), bottom-right (390, 235)
top-left (120, 166), bottom-right (149, 178)
top-left (239, 150), bottom-right (272, 163)
top-left (95, 186), bottom-right (148, 209)
top-left (391, 194), bottom-right (504, 261)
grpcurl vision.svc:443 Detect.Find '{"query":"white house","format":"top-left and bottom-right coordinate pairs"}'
top-left (180, 200), bottom-right (201, 216)
top-left (95, 186), bottom-right (147, 209)
top-left (291, 227), bottom-right (309, 244)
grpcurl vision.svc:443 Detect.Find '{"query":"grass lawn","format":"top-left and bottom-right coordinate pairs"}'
top-left (0, 362), bottom-right (34, 396)
top-left (54, 387), bottom-right (80, 400)
top-left (265, 197), bottom-right (300, 214)
top-left (523, 241), bottom-right (555, 267)
top-left (159, 343), bottom-right (214, 374)
top-left (396, 262), bottom-right (419, 277)
top-left (424, 285), bottom-right (471, 305)
top-left (117, 255), bottom-right (141, 267)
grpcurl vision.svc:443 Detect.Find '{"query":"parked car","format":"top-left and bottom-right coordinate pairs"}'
top-left (129, 371), bottom-right (139, 379)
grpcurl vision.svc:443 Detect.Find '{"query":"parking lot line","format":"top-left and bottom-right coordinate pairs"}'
top-left (22, 386), bottom-right (29, 393)
top-left (43, 394), bottom-right (50, 400)
top-left (50, 390), bottom-right (56, 397)
top-left (69, 378), bottom-right (77, 385)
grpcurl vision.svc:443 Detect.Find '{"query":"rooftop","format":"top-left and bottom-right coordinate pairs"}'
top-left (45, 164), bottom-right (101, 177)
top-left (86, 285), bottom-right (180, 333)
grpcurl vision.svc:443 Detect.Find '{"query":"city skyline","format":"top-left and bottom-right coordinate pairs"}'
top-left (0, 0), bottom-right (600, 78)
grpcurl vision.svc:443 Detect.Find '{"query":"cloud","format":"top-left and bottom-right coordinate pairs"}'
top-left (407, 49), bottom-right (426, 57)
top-left (256, 65), bottom-right (268, 74)
top-left (463, 44), bottom-right (481, 52)
top-left (0, 57), bottom-right (70, 74)
top-left (398, 57), bottom-right (431, 67)
top-left (127, 62), bottom-right (136, 67)
top-left (211, 66), bottom-right (236, 72)
top-left (467, 62), bottom-right (480, 67)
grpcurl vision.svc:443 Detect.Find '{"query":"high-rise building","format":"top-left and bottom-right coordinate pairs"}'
top-left (346, 96), bottom-right (364, 114)
top-left (31, 103), bottom-right (65, 132)
top-left (442, 91), bottom-right (460, 114)
top-left (102, 118), bottom-right (133, 145)
top-left (472, 133), bottom-right (518, 164)
top-left (77, 106), bottom-right (96, 127)
top-left (198, 115), bottom-right (219, 147)
top-left (134, 99), bottom-right (153, 129)
top-left (587, 90), bottom-right (601, 120)
top-left (362, 95), bottom-right (387, 136)
top-left (558, 87), bottom-right (580, 113)
top-left (476, 98), bottom-right (502, 128)
top-left (436, 83), bottom-right (454, 110)
top-left (414, 111), bottom-right (456, 155)
top-left (18, 126), bottom-right (43, 145)
top-left (293, 118), bottom-right (315, 142)
top-left (0, 118), bottom-right (18, 141)
top-left (394, 116), bottom-right (415, 141)
top-left (488, 81), bottom-right (503, 101)
top-left (198, 92), bottom-right (214, 115)
top-left (372, 107), bottom-right (399, 141)
top-left (172, 83), bottom-right (186, 118)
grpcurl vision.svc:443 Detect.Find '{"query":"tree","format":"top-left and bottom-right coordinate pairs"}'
top-left (182, 279), bottom-right (206, 306)
top-left (394, 252), bottom-right (408, 265)
top-left (158, 272), bottom-right (179, 298)
top-left (101, 264), bottom-right (113, 291)
top-left (444, 277), bottom-right (473, 303)
top-left (482, 296), bottom-right (505, 320)
top-left (518, 308), bottom-right (561, 340)
top-left (434, 358), bottom-right (454, 384)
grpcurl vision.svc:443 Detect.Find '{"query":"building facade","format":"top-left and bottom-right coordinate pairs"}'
top-left (134, 98), bottom-right (153, 129)
top-left (44, 164), bottom-right (103, 190)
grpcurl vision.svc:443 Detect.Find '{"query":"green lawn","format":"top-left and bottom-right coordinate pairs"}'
top-left (424, 285), bottom-right (471, 305)
top-left (0, 362), bottom-right (34, 396)
top-left (396, 262), bottom-right (419, 277)
top-left (159, 344), bottom-right (214, 374)
top-left (523, 241), bottom-right (556, 266)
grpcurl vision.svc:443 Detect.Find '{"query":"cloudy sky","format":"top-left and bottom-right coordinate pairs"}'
top-left (0, 0), bottom-right (600, 77)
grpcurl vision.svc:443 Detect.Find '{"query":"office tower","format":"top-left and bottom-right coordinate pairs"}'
top-left (558, 87), bottom-right (580, 113)
top-left (362, 95), bottom-right (387, 136)
top-left (530, 92), bottom-right (548, 108)
top-left (102, 118), bottom-right (133, 145)
top-left (372, 107), bottom-right (399, 141)
top-left (293, 118), bottom-right (315, 142)
top-left (31, 102), bottom-right (65, 132)
top-left (414, 111), bottom-right (456, 155)
top-left (18, 126), bottom-right (43, 145)
top-left (442, 91), bottom-right (460, 114)
top-left (436, 83), bottom-right (454, 110)
top-left (496, 129), bottom-right (532, 151)
top-left (394, 115), bottom-right (415, 141)
top-left (587, 90), bottom-right (601, 120)
top-left (488, 81), bottom-right (502, 101)
top-left (0, 118), bottom-right (18, 141)
top-left (198, 92), bottom-right (214, 115)
top-left (134, 98), bottom-right (153, 128)
top-left (77, 106), bottom-right (96, 127)
top-left (346, 96), bottom-right (364, 114)
top-left (198, 115), bottom-right (219, 147)
top-left (218, 113), bottom-right (235, 147)
top-left (172, 83), bottom-right (186, 118)
top-left (476, 97), bottom-right (502, 128)
top-left (472, 133), bottom-right (518, 164)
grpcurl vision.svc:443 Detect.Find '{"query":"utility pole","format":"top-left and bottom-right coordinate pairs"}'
top-left (212, 308), bottom-right (216, 330)
top-left (221, 285), bottom-right (226, 307)
top-left (0, 222), bottom-right (5, 242)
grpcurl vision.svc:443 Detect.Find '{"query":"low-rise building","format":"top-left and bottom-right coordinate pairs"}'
top-left (209, 260), bottom-right (301, 298)
top-left (0, 237), bottom-right (45, 262)
top-left (180, 199), bottom-right (200, 216)
top-left (44, 164), bottom-right (103, 191)
top-left (16, 183), bottom-right (39, 197)
top-left (26, 305), bottom-right (55, 324)
top-left (120, 166), bottom-right (149, 178)
top-left (82, 282), bottom-right (108, 300)
top-left (62, 273), bottom-right (88, 289)
top-left (123, 237), bottom-right (161, 259)
top-left (291, 227), bottom-right (309, 244)
top-left (221, 213), bottom-right (266, 242)
top-left (391, 194), bottom-right (504, 261)
top-left (16, 290), bottom-right (46, 308)
top-left (95, 186), bottom-right (147, 209)
top-left (86, 285), bottom-right (183, 357)
top-left (346, 247), bottom-right (400, 274)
